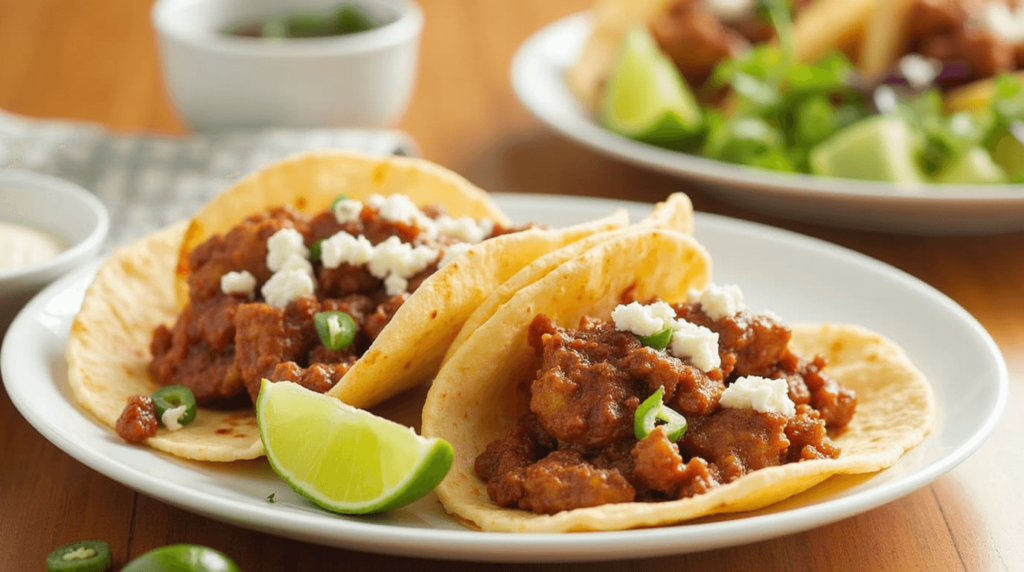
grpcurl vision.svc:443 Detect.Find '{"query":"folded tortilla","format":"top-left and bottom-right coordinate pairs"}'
top-left (422, 228), bottom-right (934, 532)
top-left (65, 151), bottom-right (633, 461)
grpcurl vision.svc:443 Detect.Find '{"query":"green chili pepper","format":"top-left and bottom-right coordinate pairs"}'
top-left (151, 385), bottom-right (197, 428)
top-left (309, 239), bottom-right (323, 261)
top-left (634, 387), bottom-right (687, 442)
top-left (638, 326), bottom-right (673, 351)
top-left (46, 540), bottom-right (111, 572)
top-left (314, 311), bottom-right (356, 351)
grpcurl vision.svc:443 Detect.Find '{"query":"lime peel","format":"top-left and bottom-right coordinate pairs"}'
top-left (257, 380), bottom-right (454, 515)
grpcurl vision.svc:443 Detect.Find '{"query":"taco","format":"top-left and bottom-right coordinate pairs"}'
top-left (421, 228), bottom-right (934, 532)
top-left (66, 150), bottom-right (633, 461)
top-left (567, 0), bottom-right (880, 109)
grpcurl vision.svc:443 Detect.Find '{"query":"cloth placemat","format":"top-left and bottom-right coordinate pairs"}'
top-left (0, 110), bottom-right (420, 250)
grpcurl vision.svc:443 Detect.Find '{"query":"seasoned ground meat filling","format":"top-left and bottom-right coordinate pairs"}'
top-left (150, 200), bottom-right (533, 406)
top-left (904, 0), bottom-right (1024, 84)
top-left (476, 300), bottom-right (857, 515)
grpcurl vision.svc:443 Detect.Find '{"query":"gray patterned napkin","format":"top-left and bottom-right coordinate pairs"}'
top-left (0, 110), bottom-right (420, 250)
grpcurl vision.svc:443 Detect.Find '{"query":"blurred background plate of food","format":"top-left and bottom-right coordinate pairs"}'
top-left (510, 1), bottom-right (1024, 234)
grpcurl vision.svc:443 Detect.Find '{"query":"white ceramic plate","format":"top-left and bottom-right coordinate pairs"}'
top-left (2, 195), bottom-right (1007, 562)
top-left (510, 13), bottom-right (1024, 235)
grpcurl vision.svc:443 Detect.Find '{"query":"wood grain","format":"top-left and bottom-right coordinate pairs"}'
top-left (1, 0), bottom-right (1021, 570)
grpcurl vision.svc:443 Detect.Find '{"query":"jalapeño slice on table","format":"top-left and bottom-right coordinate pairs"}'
top-left (314, 311), bottom-right (357, 351)
top-left (151, 385), bottom-right (197, 428)
top-left (634, 387), bottom-right (688, 441)
top-left (46, 540), bottom-right (112, 572)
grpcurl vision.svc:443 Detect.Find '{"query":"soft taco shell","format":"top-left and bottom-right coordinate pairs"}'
top-left (175, 150), bottom-right (512, 307)
top-left (443, 192), bottom-right (695, 362)
top-left (67, 223), bottom-right (264, 461)
top-left (67, 153), bottom-right (631, 460)
top-left (422, 229), bottom-right (934, 532)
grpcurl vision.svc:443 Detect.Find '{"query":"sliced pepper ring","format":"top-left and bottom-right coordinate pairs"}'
top-left (313, 311), bottom-right (357, 351)
top-left (634, 386), bottom-right (688, 442)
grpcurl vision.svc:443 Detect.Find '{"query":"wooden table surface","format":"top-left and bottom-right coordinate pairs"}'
top-left (1, 1), bottom-right (1021, 570)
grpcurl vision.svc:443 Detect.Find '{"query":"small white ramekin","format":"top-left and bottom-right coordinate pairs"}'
top-left (152, 0), bottom-right (423, 130)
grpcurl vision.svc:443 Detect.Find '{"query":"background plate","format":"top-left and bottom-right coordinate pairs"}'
top-left (510, 13), bottom-right (1024, 235)
top-left (2, 194), bottom-right (1007, 562)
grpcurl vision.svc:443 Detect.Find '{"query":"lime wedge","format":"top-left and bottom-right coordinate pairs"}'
top-left (257, 380), bottom-right (453, 514)
top-left (932, 147), bottom-right (1007, 184)
top-left (598, 26), bottom-right (702, 145)
top-left (809, 115), bottom-right (925, 183)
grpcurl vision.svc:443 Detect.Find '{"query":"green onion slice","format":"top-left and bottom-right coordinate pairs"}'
top-left (46, 539), bottom-right (112, 572)
top-left (634, 387), bottom-right (688, 442)
top-left (638, 326), bottom-right (673, 351)
top-left (314, 311), bottom-right (356, 351)
top-left (151, 385), bottom-right (197, 428)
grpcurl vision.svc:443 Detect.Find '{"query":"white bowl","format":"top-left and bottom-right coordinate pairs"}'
top-left (152, 0), bottom-right (423, 130)
top-left (0, 171), bottom-right (109, 327)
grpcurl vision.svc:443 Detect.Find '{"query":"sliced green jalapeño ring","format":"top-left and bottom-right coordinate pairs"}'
top-left (638, 326), bottom-right (673, 351)
top-left (314, 311), bottom-right (357, 351)
top-left (46, 539), bottom-right (112, 572)
top-left (151, 385), bottom-right (197, 428)
top-left (634, 386), bottom-right (688, 442)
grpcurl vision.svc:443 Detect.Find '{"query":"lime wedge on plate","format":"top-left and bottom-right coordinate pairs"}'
top-left (257, 380), bottom-right (453, 514)
top-left (932, 147), bottom-right (1007, 184)
top-left (809, 115), bottom-right (925, 183)
top-left (598, 26), bottom-right (702, 146)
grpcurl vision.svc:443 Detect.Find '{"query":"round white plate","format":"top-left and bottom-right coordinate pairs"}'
top-left (2, 194), bottom-right (1007, 562)
top-left (510, 13), bottom-right (1024, 235)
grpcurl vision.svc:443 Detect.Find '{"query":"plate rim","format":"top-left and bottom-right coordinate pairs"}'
top-left (1, 194), bottom-right (1009, 562)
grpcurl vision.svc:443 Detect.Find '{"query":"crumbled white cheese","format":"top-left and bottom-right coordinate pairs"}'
top-left (161, 404), bottom-right (188, 431)
top-left (689, 284), bottom-right (746, 321)
top-left (276, 253), bottom-right (314, 275)
top-left (261, 269), bottom-right (315, 308)
top-left (383, 273), bottom-right (410, 297)
top-left (704, 0), bottom-right (755, 21)
top-left (367, 193), bottom-right (422, 225)
top-left (720, 375), bottom-right (796, 416)
top-left (873, 85), bottom-right (899, 114)
top-left (669, 321), bottom-right (721, 373)
top-left (367, 235), bottom-right (439, 285)
top-left (898, 54), bottom-right (941, 90)
top-left (333, 198), bottom-right (364, 224)
top-left (62, 547), bottom-right (96, 561)
top-left (220, 270), bottom-right (256, 298)
top-left (320, 232), bottom-right (375, 269)
top-left (611, 301), bottom-right (677, 337)
top-left (435, 215), bottom-right (493, 243)
top-left (439, 242), bottom-right (473, 267)
top-left (266, 228), bottom-right (309, 272)
top-left (984, 3), bottom-right (1024, 43)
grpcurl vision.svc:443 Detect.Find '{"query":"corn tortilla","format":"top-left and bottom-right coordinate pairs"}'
top-left (422, 229), bottom-right (934, 532)
top-left (66, 152), bottom-right (630, 461)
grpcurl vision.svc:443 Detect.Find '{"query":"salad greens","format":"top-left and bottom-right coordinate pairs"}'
top-left (598, 0), bottom-right (1024, 184)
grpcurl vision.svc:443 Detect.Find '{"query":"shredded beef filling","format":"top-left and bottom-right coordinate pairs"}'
top-left (476, 302), bottom-right (856, 515)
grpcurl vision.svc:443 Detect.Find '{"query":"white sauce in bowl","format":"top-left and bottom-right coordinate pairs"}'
top-left (0, 221), bottom-right (65, 271)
